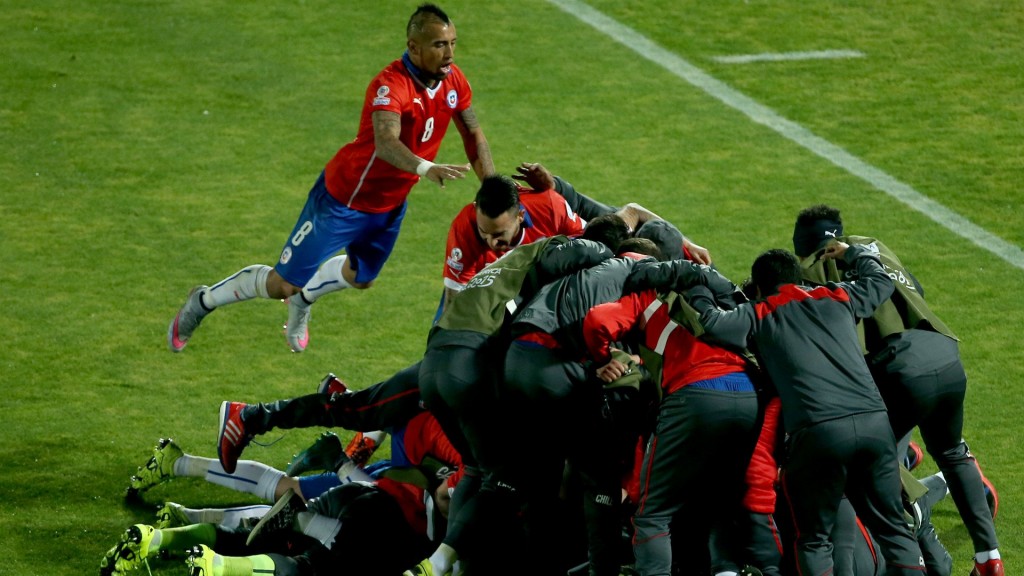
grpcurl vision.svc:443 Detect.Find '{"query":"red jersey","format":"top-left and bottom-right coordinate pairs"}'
top-left (375, 476), bottom-right (429, 535)
top-left (374, 412), bottom-right (464, 537)
top-left (443, 188), bottom-right (584, 290)
top-left (403, 410), bottom-right (464, 491)
top-left (584, 290), bottom-right (748, 395)
top-left (324, 58), bottom-right (473, 213)
top-left (744, 396), bottom-right (780, 514)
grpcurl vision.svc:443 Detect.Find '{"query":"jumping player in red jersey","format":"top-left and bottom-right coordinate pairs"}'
top-left (168, 3), bottom-right (494, 353)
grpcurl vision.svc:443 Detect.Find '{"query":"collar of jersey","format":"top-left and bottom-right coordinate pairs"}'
top-left (402, 51), bottom-right (442, 96)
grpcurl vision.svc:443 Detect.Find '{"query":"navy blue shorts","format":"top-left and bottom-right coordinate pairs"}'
top-left (275, 171), bottom-right (407, 287)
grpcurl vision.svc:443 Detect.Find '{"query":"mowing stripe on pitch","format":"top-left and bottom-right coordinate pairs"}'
top-left (711, 50), bottom-right (865, 64)
top-left (544, 0), bottom-right (1024, 271)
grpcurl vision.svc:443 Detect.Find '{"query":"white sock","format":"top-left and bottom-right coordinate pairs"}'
top-left (170, 505), bottom-right (201, 525)
top-left (976, 549), bottom-right (1001, 563)
top-left (424, 490), bottom-right (438, 542)
top-left (363, 430), bottom-right (388, 446)
top-left (204, 264), bottom-right (272, 307)
top-left (430, 543), bottom-right (458, 575)
top-left (219, 504), bottom-right (271, 529)
top-left (174, 454), bottom-right (210, 478)
top-left (180, 505), bottom-right (225, 525)
top-left (172, 502), bottom-right (207, 524)
top-left (297, 512), bottom-right (342, 549)
top-left (301, 255), bottom-right (352, 303)
top-left (254, 466), bottom-right (288, 502)
top-left (336, 463), bottom-right (374, 484)
top-left (200, 458), bottom-right (286, 502)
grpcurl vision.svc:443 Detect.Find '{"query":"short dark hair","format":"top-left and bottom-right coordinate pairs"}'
top-left (475, 175), bottom-right (520, 219)
top-left (793, 204), bottom-right (843, 258)
top-left (581, 213), bottom-right (630, 253)
top-left (751, 249), bottom-right (802, 296)
top-left (795, 204), bottom-right (842, 228)
top-left (407, 4), bottom-right (451, 36)
top-left (618, 237), bottom-right (664, 261)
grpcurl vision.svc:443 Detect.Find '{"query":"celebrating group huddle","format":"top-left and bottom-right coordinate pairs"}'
top-left (102, 3), bottom-right (1002, 576)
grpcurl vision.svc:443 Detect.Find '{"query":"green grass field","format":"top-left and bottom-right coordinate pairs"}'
top-left (2, 1), bottom-right (1021, 574)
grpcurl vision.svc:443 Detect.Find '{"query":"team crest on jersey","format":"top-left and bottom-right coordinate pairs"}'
top-left (446, 247), bottom-right (464, 272)
top-left (279, 246), bottom-right (293, 265)
top-left (446, 89), bottom-right (458, 108)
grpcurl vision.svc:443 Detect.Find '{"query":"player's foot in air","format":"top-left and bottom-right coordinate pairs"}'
top-left (168, 285), bottom-right (211, 352)
top-left (218, 401), bottom-right (253, 474)
top-left (980, 468), bottom-right (999, 519)
top-left (246, 487), bottom-right (306, 546)
top-left (345, 430), bottom-right (387, 468)
top-left (286, 431), bottom-right (345, 476)
top-left (904, 440), bottom-right (924, 471)
top-left (317, 372), bottom-right (349, 397)
top-left (284, 295), bottom-right (311, 352)
top-left (127, 438), bottom-right (183, 498)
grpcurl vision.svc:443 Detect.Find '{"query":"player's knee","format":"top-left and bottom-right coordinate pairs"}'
top-left (266, 270), bottom-right (302, 299)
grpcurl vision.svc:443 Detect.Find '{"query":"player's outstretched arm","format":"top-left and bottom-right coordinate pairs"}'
top-left (372, 110), bottom-right (471, 188)
top-left (513, 162), bottom-right (556, 191)
top-left (454, 106), bottom-right (494, 180)
top-left (615, 202), bottom-right (662, 232)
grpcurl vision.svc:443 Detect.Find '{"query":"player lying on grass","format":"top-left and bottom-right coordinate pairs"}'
top-left (103, 479), bottom-right (444, 576)
top-left (107, 410), bottom-right (463, 575)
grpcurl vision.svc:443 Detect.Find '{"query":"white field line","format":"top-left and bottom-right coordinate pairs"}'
top-left (544, 0), bottom-right (1024, 271)
top-left (711, 50), bottom-right (865, 64)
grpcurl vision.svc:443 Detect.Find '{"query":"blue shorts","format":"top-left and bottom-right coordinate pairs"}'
top-left (297, 472), bottom-right (342, 500)
top-left (275, 171), bottom-right (407, 287)
top-left (388, 425), bottom-right (414, 469)
top-left (296, 461), bottom-right (395, 500)
top-left (688, 371), bottom-right (756, 392)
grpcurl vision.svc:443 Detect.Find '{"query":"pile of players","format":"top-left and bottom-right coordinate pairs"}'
top-left (103, 3), bottom-right (1003, 576)
top-left (105, 179), bottom-right (1004, 576)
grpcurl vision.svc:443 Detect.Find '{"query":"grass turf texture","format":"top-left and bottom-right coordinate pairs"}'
top-left (2, 1), bottom-right (1021, 573)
